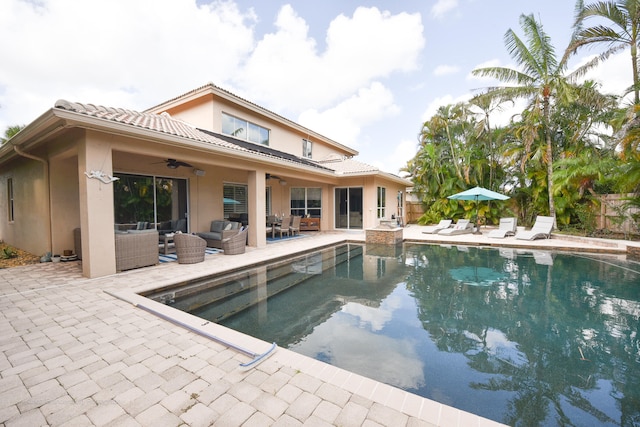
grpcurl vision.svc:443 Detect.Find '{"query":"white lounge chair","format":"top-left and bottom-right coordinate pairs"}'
top-left (515, 216), bottom-right (554, 240)
top-left (487, 217), bottom-right (517, 239)
top-left (438, 219), bottom-right (474, 235)
top-left (422, 219), bottom-right (452, 234)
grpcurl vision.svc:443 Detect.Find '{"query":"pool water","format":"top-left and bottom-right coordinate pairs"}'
top-left (150, 243), bottom-right (640, 426)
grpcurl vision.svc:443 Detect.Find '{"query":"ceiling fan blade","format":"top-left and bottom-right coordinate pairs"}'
top-left (163, 158), bottom-right (193, 168)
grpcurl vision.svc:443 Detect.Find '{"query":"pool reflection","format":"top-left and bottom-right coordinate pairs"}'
top-left (151, 243), bottom-right (640, 427)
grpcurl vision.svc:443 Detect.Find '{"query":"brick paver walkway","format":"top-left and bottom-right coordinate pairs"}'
top-left (5, 227), bottom-right (622, 426)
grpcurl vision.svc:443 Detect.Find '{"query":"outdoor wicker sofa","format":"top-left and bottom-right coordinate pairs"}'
top-left (114, 229), bottom-right (159, 271)
top-left (197, 220), bottom-right (241, 248)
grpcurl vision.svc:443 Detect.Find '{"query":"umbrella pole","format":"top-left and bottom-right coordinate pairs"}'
top-left (474, 196), bottom-right (482, 234)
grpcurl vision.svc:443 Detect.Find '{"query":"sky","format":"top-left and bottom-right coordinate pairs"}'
top-left (0, 0), bottom-right (630, 175)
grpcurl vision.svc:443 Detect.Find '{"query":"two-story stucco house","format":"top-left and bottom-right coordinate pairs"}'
top-left (0, 83), bottom-right (410, 278)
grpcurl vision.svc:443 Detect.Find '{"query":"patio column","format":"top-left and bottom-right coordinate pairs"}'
top-left (247, 170), bottom-right (267, 247)
top-left (78, 134), bottom-right (117, 278)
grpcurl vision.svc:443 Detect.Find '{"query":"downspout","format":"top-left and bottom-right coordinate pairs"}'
top-left (12, 145), bottom-right (53, 255)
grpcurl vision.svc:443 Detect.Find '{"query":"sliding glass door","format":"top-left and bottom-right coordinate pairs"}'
top-left (334, 187), bottom-right (363, 229)
top-left (113, 173), bottom-right (189, 231)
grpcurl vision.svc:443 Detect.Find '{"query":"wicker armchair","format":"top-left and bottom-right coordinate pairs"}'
top-left (222, 226), bottom-right (248, 255)
top-left (174, 233), bottom-right (207, 264)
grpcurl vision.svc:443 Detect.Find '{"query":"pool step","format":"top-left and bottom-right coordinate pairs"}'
top-left (157, 244), bottom-right (364, 321)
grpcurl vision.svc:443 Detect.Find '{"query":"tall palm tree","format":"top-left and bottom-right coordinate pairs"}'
top-left (472, 14), bottom-right (576, 227)
top-left (468, 96), bottom-right (509, 189)
top-left (429, 104), bottom-right (467, 181)
top-left (567, 0), bottom-right (640, 104)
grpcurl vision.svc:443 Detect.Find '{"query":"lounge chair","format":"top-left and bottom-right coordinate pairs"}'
top-left (422, 219), bottom-right (452, 234)
top-left (438, 219), bottom-right (474, 235)
top-left (487, 217), bottom-right (517, 239)
top-left (515, 216), bottom-right (554, 240)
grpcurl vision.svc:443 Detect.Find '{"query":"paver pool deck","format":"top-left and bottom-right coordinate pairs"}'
top-left (1, 225), bottom-right (637, 426)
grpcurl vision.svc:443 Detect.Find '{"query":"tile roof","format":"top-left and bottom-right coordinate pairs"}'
top-left (56, 100), bottom-right (213, 143)
top-left (53, 100), bottom-right (330, 171)
top-left (318, 154), bottom-right (379, 174)
top-left (53, 99), bottom-right (396, 180)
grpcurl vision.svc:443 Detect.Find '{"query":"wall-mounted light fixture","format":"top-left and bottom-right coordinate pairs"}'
top-left (266, 173), bottom-right (287, 186)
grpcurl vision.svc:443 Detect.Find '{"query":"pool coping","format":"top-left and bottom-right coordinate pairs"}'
top-left (107, 287), bottom-right (504, 427)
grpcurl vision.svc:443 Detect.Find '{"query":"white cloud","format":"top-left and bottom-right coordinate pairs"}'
top-left (466, 59), bottom-right (504, 82)
top-left (574, 51), bottom-right (631, 100)
top-left (380, 140), bottom-right (418, 174)
top-left (236, 5), bottom-right (424, 114)
top-left (433, 65), bottom-right (460, 76)
top-left (420, 93), bottom-right (472, 122)
top-left (298, 82), bottom-right (400, 147)
top-left (0, 0), bottom-right (257, 128)
top-left (431, 0), bottom-right (459, 19)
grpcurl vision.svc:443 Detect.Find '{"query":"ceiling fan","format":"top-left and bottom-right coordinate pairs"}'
top-left (155, 158), bottom-right (193, 169)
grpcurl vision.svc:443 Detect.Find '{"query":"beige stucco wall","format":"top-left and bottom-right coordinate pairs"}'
top-left (50, 155), bottom-right (80, 256)
top-left (157, 93), bottom-right (353, 162)
top-left (0, 155), bottom-right (50, 256)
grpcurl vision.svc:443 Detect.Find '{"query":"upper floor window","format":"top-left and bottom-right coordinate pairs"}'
top-left (302, 139), bottom-right (312, 159)
top-left (7, 178), bottom-right (14, 222)
top-left (377, 186), bottom-right (386, 218)
top-left (222, 113), bottom-right (269, 146)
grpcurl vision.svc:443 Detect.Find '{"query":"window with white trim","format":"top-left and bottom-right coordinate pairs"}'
top-left (7, 178), bottom-right (14, 222)
top-left (222, 112), bottom-right (270, 145)
top-left (302, 139), bottom-right (312, 158)
top-left (377, 186), bottom-right (386, 218)
top-left (223, 183), bottom-right (248, 216)
top-left (291, 187), bottom-right (321, 217)
top-left (266, 186), bottom-right (272, 216)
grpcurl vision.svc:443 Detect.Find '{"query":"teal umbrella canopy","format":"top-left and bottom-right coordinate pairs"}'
top-left (447, 187), bottom-right (509, 232)
top-left (447, 186), bottom-right (509, 201)
top-left (223, 198), bottom-right (240, 204)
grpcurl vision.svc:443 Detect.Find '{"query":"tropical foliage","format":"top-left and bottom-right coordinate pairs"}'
top-left (405, 4), bottom-right (640, 234)
top-left (1, 125), bottom-right (25, 144)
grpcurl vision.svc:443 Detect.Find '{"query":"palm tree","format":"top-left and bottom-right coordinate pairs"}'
top-left (1, 125), bottom-right (25, 144)
top-left (472, 14), bottom-right (577, 228)
top-left (468, 96), bottom-right (509, 190)
top-left (567, 0), bottom-right (640, 104)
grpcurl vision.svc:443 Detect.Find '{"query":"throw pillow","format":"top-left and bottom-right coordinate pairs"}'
top-left (224, 223), bottom-right (233, 231)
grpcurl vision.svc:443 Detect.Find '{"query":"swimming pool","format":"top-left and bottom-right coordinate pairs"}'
top-left (146, 243), bottom-right (640, 426)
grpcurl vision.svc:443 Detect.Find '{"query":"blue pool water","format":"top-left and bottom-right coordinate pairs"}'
top-left (150, 243), bottom-right (640, 426)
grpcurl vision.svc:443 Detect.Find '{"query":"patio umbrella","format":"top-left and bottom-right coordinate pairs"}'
top-left (223, 198), bottom-right (240, 204)
top-left (447, 186), bottom-right (509, 233)
top-left (449, 266), bottom-right (505, 286)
